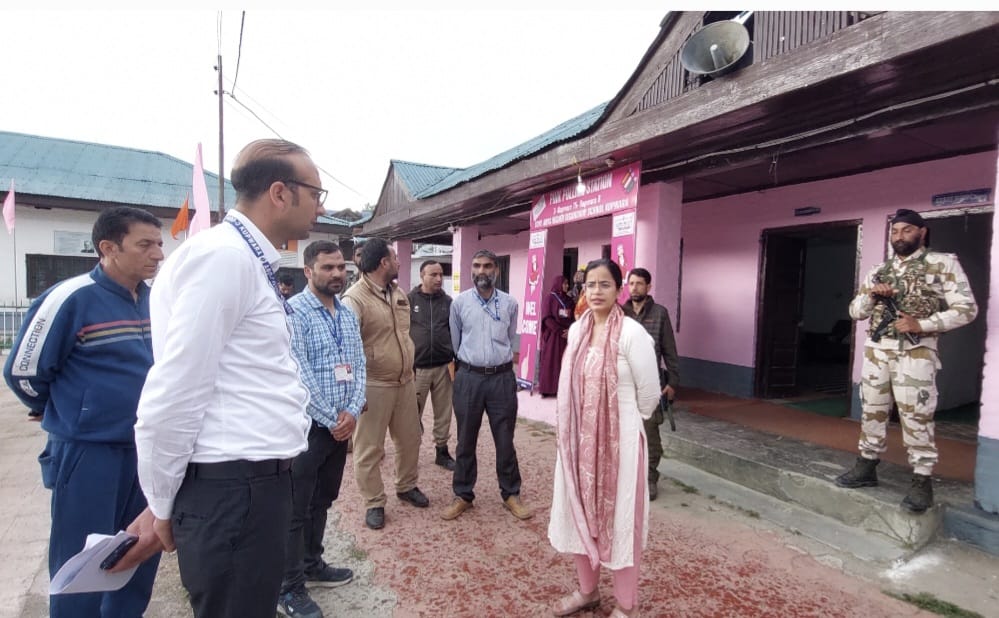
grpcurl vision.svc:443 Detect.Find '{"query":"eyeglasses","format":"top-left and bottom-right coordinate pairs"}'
top-left (284, 179), bottom-right (328, 206)
top-left (584, 281), bottom-right (616, 291)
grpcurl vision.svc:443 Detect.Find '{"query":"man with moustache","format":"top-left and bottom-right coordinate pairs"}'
top-left (623, 267), bottom-right (680, 501)
top-left (134, 139), bottom-right (324, 617)
top-left (409, 259), bottom-right (457, 470)
top-left (441, 249), bottom-right (531, 521)
top-left (278, 241), bottom-right (365, 618)
top-left (4, 206), bottom-right (165, 618)
top-left (341, 237), bottom-right (428, 530)
top-left (836, 209), bottom-right (977, 514)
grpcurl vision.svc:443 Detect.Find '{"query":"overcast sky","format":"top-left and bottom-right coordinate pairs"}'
top-left (3, 6), bottom-right (671, 212)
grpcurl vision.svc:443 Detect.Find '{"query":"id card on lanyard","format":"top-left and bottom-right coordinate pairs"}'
top-left (226, 215), bottom-right (295, 315)
top-left (553, 292), bottom-right (569, 318)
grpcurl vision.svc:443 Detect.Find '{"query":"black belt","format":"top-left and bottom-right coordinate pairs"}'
top-left (458, 360), bottom-right (513, 375)
top-left (187, 458), bottom-right (292, 480)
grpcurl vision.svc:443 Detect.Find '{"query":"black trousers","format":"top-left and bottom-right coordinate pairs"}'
top-left (452, 366), bottom-right (522, 501)
top-left (172, 460), bottom-right (293, 618)
top-left (282, 422), bottom-right (348, 593)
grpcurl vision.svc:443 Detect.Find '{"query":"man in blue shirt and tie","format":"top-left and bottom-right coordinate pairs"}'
top-left (442, 249), bottom-right (532, 521)
top-left (279, 240), bottom-right (366, 618)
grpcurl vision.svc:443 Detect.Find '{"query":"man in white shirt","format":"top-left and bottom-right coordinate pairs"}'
top-left (134, 139), bottom-right (325, 618)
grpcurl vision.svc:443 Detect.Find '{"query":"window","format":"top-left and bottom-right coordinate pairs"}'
top-left (495, 255), bottom-right (510, 293)
top-left (26, 254), bottom-right (99, 298)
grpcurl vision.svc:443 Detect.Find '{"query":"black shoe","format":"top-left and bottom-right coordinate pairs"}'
top-left (901, 474), bottom-right (934, 514)
top-left (835, 457), bottom-right (880, 488)
top-left (649, 480), bottom-right (659, 501)
top-left (397, 487), bottom-right (430, 508)
top-left (305, 564), bottom-right (354, 589)
top-left (365, 507), bottom-right (385, 530)
top-left (435, 445), bottom-right (456, 471)
top-left (277, 585), bottom-right (323, 618)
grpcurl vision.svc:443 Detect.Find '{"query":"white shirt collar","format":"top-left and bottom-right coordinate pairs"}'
top-left (228, 209), bottom-right (282, 268)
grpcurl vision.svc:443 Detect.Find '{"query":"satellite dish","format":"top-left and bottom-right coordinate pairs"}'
top-left (680, 12), bottom-right (753, 77)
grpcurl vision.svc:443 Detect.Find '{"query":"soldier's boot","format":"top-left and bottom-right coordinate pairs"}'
top-left (835, 457), bottom-right (880, 488)
top-left (901, 474), bottom-right (934, 514)
top-left (435, 445), bottom-right (456, 471)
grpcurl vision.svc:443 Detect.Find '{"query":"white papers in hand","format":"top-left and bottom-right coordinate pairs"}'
top-left (49, 531), bottom-right (140, 595)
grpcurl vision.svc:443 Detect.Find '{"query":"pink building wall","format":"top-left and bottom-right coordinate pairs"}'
top-left (981, 153), bottom-right (999, 441)
top-left (451, 151), bottom-right (997, 435)
top-left (679, 151), bottom-right (997, 379)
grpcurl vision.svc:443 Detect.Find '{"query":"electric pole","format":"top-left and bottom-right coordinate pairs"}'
top-left (216, 54), bottom-right (225, 219)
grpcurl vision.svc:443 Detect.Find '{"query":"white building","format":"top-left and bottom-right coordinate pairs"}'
top-left (0, 131), bottom-right (357, 305)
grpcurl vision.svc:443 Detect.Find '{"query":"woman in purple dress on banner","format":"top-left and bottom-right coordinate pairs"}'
top-left (539, 275), bottom-right (574, 397)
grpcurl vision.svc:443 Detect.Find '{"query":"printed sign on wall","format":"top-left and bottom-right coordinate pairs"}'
top-left (611, 210), bottom-right (637, 303)
top-left (529, 163), bottom-right (641, 230)
top-left (53, 231), bottom-right (98, 256)
top-left (518, 229), bottom-right (547, 384)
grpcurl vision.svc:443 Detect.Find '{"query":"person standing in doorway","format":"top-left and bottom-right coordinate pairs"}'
top-left (539, 275), bottom-right (574, 398)
top-left (4, 206), bottom-right (166, 618)
top-left (134, 139), bottom-right (323, 617)
top-left (441, 249), bottom-right (532, 521)
top-left (622, 267), bottom-right (679, 501)
top-left (835, 208), bottom-right (977, 513)
top-left (409, 259), bottom-right (457, 470)
top-left (278, 240), bottom-right (365, 618)
top-left (341, 237), bottom-right (428, 530)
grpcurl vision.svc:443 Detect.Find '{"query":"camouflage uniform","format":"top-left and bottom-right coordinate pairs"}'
top-left (849, 247), bottom-right (977, 475)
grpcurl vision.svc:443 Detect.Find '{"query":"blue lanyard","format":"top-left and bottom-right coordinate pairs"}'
top-left (318, 304), bottom-right (344, 348)
top-left (476, 291), bottom-right (502, 322)
top-left (551, 292), bottom-right (567, 311)
top-left (226, 215), bottom-right (294, 315)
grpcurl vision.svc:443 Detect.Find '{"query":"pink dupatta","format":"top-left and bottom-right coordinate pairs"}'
top-left (555, 304), bottom-right (624, 567)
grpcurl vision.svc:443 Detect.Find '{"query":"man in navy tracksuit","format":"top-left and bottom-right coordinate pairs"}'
top-left (3, 206), bottom-right (166, 617)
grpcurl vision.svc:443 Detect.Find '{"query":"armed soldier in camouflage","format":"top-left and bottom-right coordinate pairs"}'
top-left (835, 209), bottom-right (977, 513)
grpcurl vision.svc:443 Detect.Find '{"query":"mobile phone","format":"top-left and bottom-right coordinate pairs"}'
top-left (100, 536), bottom-right (138, 570)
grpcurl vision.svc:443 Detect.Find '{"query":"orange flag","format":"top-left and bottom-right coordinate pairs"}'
top-left (171, 195), bottom-right (190, 239)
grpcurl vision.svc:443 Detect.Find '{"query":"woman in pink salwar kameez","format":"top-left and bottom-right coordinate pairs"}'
top-left (548, 259), bottom-right (661, 618)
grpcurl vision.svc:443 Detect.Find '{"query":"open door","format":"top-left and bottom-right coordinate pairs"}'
top-left (755, 233), bottom-right (806, 398)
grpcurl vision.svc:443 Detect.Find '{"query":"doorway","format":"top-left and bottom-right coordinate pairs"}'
top-left (755, 221), bottom-right (860, 415)
top-left (921, 208), bottom-right (992, 441)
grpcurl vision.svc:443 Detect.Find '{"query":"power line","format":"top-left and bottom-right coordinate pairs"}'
top-left (223, 93), bottom-right (369, 201)
top-left (215, 11), bottom-right (369, 204)
top-left (231, 12), bottom-right (246, 92)
top-left (223, 77), bottom-right (293, 136)
top-left (225, 94), bottom-right (286, 142)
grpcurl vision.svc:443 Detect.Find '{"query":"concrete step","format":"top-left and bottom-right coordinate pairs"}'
top-left (658, 408), bottom-right (976, 553)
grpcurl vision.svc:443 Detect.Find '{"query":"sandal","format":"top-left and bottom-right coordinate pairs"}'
top-left (609, 606), bottom-right (638, 618)
top-left (552, 589), bottom-right (600, 616)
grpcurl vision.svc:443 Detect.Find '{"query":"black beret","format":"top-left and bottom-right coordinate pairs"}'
top-left (891, 209), bottom-right (926, 227)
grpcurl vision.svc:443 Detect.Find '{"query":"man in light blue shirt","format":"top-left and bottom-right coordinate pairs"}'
top-left (280, 240), bottom-right (366, 618)
top-left (442, 249), bottom-right (532, 521)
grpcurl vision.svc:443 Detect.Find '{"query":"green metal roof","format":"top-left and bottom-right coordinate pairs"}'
top-left (392, 160), bottom-right (461, 196)
top-left (0, 130), bottom-right (236, 210)
top-left (408, 102), bottom-right (609, 199)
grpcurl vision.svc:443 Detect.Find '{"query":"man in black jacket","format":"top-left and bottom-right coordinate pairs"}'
top-left (623, 267), bottom-right (680, 501)
top-left (408, 260), bottom-right (457, 470)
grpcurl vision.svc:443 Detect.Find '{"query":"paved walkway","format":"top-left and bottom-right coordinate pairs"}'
top-left (0, 384), bottom-right (981, 617)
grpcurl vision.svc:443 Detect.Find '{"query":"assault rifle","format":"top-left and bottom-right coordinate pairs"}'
top-left (662, 398), bottom-right (676, 432)
top-left (870, 275), bottom-right (919, 345)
